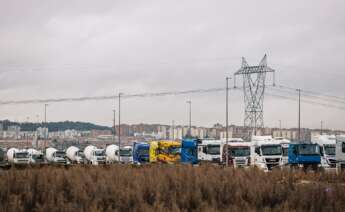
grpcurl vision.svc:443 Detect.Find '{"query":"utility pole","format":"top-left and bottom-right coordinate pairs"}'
top-left (320, 120), bottom-right (323, 135)
top-left (44, 104), bottom-right (48, 124)
top-left (225, 77), bottom-right (231, 167)
top-left (118, 93), bottom-right (122, 162)
top-left (297, 89), bottom-right (301, 141)
top-left (279, 120), bottom-right (282, 137)
top-left (172, 120), bottom-right (175, 140)
top-left (44, 103), bottom-right (48, 149)
top-left (113, 109), bottom-right (116, 142)
top-left (186, 100), bottom-right (192, 137)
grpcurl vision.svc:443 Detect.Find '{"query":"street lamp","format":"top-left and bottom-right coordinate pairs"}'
top-left (118, 93), bottom-right (123, 162)
top-left (225, 77), bottom-right (231, 167)
top-left (186, 100), bottom-right (192, 137)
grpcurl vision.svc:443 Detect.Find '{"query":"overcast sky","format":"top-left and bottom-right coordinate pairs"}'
top-left (0, 0), bottom-right (344, 130)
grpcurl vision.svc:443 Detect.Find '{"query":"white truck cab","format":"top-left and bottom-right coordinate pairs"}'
top-left (7, 148), bottom-right (30, 165)
top-left (84, 145), bottom-right (106, 165)
top-left (251, 136), bottom-right (282, 171)
top-left (197, 139), bottom-right (222, 163)
top-left (221, 138), bottom-right (251, 168)
top-left (119, 145), bottom-right (133, 163)
top-left (335, 135), bottom-right (345, 171)
top-left (311, 135), bottom-right (336, 169)
top-left (274, 137), bottom-right (291, 166)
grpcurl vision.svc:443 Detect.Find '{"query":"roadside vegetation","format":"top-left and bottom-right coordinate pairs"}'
top-left (0, 165), bottom-right (344, 211)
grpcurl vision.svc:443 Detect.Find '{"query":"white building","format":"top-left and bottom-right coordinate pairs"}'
top-left (37, 127), bottom-right (49, 139)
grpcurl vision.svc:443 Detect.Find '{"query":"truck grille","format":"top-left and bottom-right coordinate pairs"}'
top-left (265, 158), bottom-right (280, 164)
top-left (328, 159), bottom-right (336, 164)
top-left (235, 159), bottom-right (246, 165)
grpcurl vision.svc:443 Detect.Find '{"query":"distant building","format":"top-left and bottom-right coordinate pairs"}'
top-left (37, 127), bottom-right (49, 139)
top-left (6, 125), bottom-right (21, 139)
top-left (91, 129), bottom-right (112, 138)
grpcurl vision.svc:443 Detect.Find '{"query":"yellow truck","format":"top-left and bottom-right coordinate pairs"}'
top-left (149, 140), bottom-right (181, 164)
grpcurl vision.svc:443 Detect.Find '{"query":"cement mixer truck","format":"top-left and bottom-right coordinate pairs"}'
top-left (45, 147), bottom-right (67, 164)
top-left (105, 144), bottom-right (133, 164)
top-left (7, 148), bottom-right (30, 165)
top-left (84, 145), bottom-right (106, 165)
top-left (27, 148), bottom-right (45, 165)
top-left (66, 146), bottom-right (85, 164)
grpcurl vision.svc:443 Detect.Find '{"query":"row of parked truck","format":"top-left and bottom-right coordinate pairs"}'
top-left (1, 135), bottom-right (344, 171)
top-left (132, 134), bottom-right (345, 171)
top-left (0, 144), bottom-right (133, 166)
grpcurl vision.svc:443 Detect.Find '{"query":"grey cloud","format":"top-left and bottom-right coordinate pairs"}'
top-left (0, 0), bottom-right (344, 129)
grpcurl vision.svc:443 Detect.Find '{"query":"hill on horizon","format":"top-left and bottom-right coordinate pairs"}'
top-left (0, 120), bottom-right (112, 132)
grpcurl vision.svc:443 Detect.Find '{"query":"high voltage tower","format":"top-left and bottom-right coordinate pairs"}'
top-left (234, 55), bottom-right (275, 135)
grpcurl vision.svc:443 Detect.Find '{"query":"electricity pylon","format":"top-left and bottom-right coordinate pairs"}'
top-left (234, 55), bottom-right (275, 136)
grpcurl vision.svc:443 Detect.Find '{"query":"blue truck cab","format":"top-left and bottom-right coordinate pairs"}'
top-left (181, 138), bottom-right (199, 164)
top-left (132, 142), bottom-right (150, 164)
top-left (288, 143), bottom-right (321, 169)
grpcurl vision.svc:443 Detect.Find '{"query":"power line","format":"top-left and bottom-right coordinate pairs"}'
top-left (0, 87), bottom-right (240, 105)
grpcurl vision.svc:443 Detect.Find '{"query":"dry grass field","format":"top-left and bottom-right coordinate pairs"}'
top-left (0, 165), bottom-right (344, 212)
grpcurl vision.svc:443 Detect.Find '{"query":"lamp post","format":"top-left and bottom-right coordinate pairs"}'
top-left (118, 93), bottom-right (123, 162)
top-left (225, 77), bottom-right (231, 167)
top-left (297, 89), bottom-right (301, 141)
top-left (186, 100), bottom-right (192, 137)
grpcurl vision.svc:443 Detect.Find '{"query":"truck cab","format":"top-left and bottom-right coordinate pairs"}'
top-left (335, 135), bottom-right (345, 171)
top-left (149, 140), bottom-right (181, 164)
top-left (92, 149), bottom-right (106, 165)
top-left (133, 142), bottom-right (150, 164)
top-left (54, 150), bottom-right (68, 164)
top-left (181, 138), bottom-right (199, 164)
top-left (0, 148), bottom-right (8, 167)
top-left (274, 137), bottom-right (291, 166)
top-left (311, 135), bottom-right (336, 169)
top-left (119, 146), bottom-right (133, 163)
top-left (251, 136), bottom-right (282, 171)
top-left (221, 139), bottom-right (251, 168)
top-left (27, 149), bottom-right (45, 164)
top-left (288, 143), bottom-right (321, 170)
top-left (197, 139), bottom-right (221, 164)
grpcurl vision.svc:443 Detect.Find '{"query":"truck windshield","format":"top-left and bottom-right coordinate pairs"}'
top-left (298, 144), bottom-right (319, 155)
top-left (261, 145), bottom-right (282, 156)
top-left (77, 151), bottom-right (85, 158)
top-left (324, 145), bottom-right (335, 156)
top-left (94, 150), bottom-right (105, 156)
top-left (15, 152), bottom-right (28, 158)
top-left (120, 149), bottom-right (132, 156)
top-left (55, 151), bottom-right (65, 158)
top-left (138, 148), bottom-right (149, 156)
top-left (282, 147), bottom-right (288, 156)
top-left (229, 147), bottom-right (250, 157)
top-left (33, 154), bottom-right (44, 160)
top-left (207, 145), bottom-right (220, 155)
top-left (168, 146), bottom-right (181, 155)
